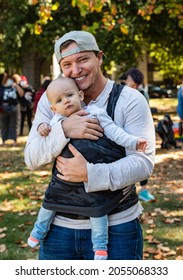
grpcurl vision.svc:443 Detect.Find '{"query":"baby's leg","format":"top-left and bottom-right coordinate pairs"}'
top-left (28, 207), bottom-right (55, 248)
top-left (90, 215), bottom-right (108, 260)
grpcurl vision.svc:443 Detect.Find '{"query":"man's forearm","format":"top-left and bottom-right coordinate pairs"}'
top-left (24, 121), bottom-right (69, 170)
top-left (85, 153), bottom-right (155, 193)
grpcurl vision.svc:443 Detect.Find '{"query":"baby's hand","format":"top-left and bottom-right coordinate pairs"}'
top-left (38, 123), bottom-right (51, 136)
top-left (136, 139), bottom-right (148, 152)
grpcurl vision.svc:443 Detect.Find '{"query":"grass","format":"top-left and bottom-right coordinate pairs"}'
top-left (0, 98), bottom-right (183, 260)
top-left (0, 141), bottom-right (52, 260)
top-left (149, 97), bottom-right (178, 112)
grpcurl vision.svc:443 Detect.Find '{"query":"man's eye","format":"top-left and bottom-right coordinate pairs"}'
top-left (80, 58), bottom-right (87, 62)
top-left (63, 63), bottom-right (70, 68)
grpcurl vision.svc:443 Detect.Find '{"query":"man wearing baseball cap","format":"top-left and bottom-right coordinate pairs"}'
top-left (25, 30), bottom-right (155, 260)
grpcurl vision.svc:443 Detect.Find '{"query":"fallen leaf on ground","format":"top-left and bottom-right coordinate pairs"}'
top-left (30, 211), bottom-right (37, 216)
top-left (154, 253), bottom-right (165, 260)
top-left (157, 244), bottom-right (171, 252)
top-left (164, 250), bottom-right (176, 256)
top-left (20, 243), bottom-right (29, 248)
top-left (144, 247), bottom-right (158, 254)
top-left (176, 245), bottom-right (183, 254)
top-left (176, 256), bottom-right (183, 260)
top-left (0, 244), bottom-right (6, 253)
top-left (163, 218), bottom-right (181, 224)
top-left (0, 227), bottom-right (7, 233)
top-left (146, 229), bottom-right (154, 234)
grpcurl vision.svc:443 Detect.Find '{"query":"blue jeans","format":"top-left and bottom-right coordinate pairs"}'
top-left (39, 218), bottom-right (143, 260)
top-left (30, 207), bottom-right (108, 252)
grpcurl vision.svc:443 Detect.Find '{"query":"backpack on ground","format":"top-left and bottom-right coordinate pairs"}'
top-left (156, 114), bottom-right (177, 149)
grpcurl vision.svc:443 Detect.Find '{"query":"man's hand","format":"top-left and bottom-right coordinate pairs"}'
top-left (62, 109), bottom-right (103, 140)
top-left (56, 144), bottom-right (88, 182)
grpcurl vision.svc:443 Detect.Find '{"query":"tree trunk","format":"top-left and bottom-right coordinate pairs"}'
top-left (21, 52), bottom-right (45, 90)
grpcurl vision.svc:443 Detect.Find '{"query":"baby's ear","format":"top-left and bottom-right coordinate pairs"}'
top-left (79, 90), bottom-right (84, 101)
top-left (50, 105), bottom-right (56, 113)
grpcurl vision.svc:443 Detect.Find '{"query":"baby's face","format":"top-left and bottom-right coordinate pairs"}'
top-left (49, 84), bottom-right (83, 117)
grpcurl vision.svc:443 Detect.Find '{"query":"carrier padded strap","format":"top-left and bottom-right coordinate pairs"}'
top-left (106, 83), bottom-right (124, 120)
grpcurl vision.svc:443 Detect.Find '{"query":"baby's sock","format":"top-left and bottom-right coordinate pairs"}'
top-left (28, 236), bottom-right (40, 248)
top-left (94, 250), bottom-right (108, 260)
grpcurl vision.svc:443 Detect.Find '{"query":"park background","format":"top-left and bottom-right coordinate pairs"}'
top-left (0, 0), bottom-right (183, 88)
top-left (0, 0), bottom-right (183, 260)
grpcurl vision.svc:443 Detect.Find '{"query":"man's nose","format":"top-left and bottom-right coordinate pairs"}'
top-left (71, 63), bottom-right (82, 75)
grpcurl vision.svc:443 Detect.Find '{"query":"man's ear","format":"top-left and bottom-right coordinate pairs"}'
top-left (79, 90), bottom-right (84, 101)
top-left (97, 51), bottom-right (104, 66)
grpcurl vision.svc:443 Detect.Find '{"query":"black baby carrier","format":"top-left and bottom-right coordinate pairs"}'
top-left (43, 83), bottom-right (138, 218)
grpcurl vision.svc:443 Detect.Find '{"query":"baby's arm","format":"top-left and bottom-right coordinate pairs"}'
top-left (90, 106), bottom-right (147, 151)
top-left (38, 123), bottom-right (51, 136)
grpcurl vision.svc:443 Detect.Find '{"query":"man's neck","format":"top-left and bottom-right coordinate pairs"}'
top-left (84, 76), bottom-right (108, 105)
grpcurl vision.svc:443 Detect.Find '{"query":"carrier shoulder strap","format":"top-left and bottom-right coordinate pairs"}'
top-left (106, 83), bottom-right (124, 120)
top-left (106, 83), bottom-right (137, 213)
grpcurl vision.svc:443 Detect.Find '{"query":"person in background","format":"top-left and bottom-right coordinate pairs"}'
top-left (0, 73), bottom-right (24, 145)
top-left (177, 76), bottom-right (183, 122)
top-left (13, 74), bottom-right (35, 135)
top-left (124, 67), bottom-right (155, 203)
top-left (24, 31), bottom-right (155, 260)
top-left (34, 77), bottom-right (52, 113)
top-left (125, 68), bottom-right (150, 103)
